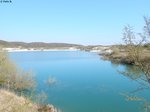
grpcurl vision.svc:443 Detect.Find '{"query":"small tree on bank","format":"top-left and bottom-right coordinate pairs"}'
top-left (122, 16), bottom-right (150, 83)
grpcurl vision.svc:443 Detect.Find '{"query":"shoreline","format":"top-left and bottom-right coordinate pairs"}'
top-left (2, 48), bottom-right (80, 52)
top-left (3, 46), bottom-right (150, 65)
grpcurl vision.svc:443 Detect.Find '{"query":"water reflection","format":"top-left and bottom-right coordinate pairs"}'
top-left (111, 61), bottom-right (150, 112)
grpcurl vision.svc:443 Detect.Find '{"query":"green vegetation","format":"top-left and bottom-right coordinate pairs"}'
top-left (0, 49), bottom-right (35, 92)
top-left (0, 48), bottom-right (57, 112)
top-left (0, 48), bottom-right (37, 111)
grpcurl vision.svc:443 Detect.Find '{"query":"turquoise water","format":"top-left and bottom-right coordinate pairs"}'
top-left (9, 51), bottom-right (150, 112)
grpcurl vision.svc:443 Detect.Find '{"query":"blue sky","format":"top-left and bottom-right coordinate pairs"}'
top-left (0, 0), bottom-right (150, 45)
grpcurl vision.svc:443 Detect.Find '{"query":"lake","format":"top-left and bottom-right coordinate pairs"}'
top-left (9, 51), bottom-right (150, 112)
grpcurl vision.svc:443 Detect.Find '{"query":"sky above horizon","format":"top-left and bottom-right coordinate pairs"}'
top-left (0, 0), bottom-right (150, 45)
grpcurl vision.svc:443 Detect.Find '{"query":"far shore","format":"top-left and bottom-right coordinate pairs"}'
top-left (2, 47), bottom-right (80, 52)
top-left (3, 46), bottom-right (150, 65)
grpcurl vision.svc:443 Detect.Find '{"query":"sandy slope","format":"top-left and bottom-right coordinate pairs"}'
top-left (0, 89), bottom-right (58, 112)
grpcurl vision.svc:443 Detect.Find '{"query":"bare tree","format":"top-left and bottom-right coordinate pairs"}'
top-left (122, 16), bottom-right (150, 83)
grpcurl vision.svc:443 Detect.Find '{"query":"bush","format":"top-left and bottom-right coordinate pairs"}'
top-left (0, 49), bottom-right (36, 93)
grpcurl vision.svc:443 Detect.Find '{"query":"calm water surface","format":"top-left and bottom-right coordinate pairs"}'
top-left (9, 51), bottom-right (149, 112)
